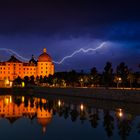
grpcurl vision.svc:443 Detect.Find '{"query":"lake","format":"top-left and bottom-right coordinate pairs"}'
top-left (0, 93), bottom-right (140, 140)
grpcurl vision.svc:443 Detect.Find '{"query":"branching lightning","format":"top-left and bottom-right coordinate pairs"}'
top-left (52, 42), bottom-right (107, 64)
top-left (0, 48), bottom-right (29, 61)
top-left (0, 41), bottom-right (107, 64)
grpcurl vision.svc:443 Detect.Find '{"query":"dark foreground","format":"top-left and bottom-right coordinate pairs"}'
top-left (0, 88), bottom-right (140, 139)
top-left (0, 92), bottom-right (140, 140)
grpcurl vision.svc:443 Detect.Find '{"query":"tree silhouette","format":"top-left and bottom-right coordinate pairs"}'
top-left (103, 111), bottom-right (114, 137)
top-left (90, 67), bottom-right (100, 86)
top-left (117, 62), bottom-right (129, 87)
top-left (89, 109), bottom-right (99, 128)
top-left (118, 119), bottom-right (132, 140)
top-left (70, 107), bottom-right (79, 122)
top-left (103, 62), bottom-right (113, 88)
top-left (24, 76), bottom-right (29, 86)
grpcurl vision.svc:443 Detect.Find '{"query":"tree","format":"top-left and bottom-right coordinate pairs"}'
top-left (30, 75), bottom-right (35, 85)
top-left (13, 76), bottom-right (22, 86)
top-left (103, 62), bottom-right (113, 88)
top-left (90, 67), bottom-right (97, 75)
top-left (127, 71), bottom-right (135, 88)
top-left (24, 76), bottom-right (29, 86)
top-left (90, 67), bottom-right (100, 87)
top-left (117, 62), bottom-right (129, 87)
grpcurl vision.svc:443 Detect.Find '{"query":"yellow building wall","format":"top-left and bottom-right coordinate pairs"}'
top-left (37, 62), bottom-right (54, 77)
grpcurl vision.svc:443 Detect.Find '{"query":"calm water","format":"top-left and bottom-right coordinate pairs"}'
top-left (0, 94), bottom-right (140, 140)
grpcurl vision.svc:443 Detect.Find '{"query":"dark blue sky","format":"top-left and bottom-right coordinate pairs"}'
top-left (0, 0), bottom-right (140, 72)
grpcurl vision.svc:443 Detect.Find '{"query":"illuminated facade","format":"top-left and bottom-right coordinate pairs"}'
top-left (0, 48), bottom-right (54, 82)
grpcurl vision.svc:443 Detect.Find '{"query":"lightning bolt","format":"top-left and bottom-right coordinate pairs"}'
top-left (53, 42), bottom-right (107, 64)
top-left (0, 48), bottom-right (29, 61)
top-left (0, 41), bottom-right (107, 64)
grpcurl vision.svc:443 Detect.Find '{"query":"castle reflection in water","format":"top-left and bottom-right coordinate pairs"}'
top-left (0, 94), bottom-right (139, 139)
top-left (0, 95), bottom-right (52, 134)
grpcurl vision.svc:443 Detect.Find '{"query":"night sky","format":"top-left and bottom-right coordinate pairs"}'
top-left (0, 0), bottom-right (140, 72)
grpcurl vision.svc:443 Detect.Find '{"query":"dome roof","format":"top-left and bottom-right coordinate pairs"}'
top-left (38, 48), bottom-right (52, 62)
top-left (37, 118), bottom-right (52, 127)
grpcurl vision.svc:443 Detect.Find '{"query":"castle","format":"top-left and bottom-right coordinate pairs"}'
top-left (0, 48), bottom-right (54, 83)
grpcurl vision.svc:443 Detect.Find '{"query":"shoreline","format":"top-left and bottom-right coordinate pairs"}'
top-left (0, 87), bottom-right (140, 103)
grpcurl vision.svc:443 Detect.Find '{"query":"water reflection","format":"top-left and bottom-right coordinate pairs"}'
top-left (0, 95), bottom-right (139, 139)
top-left (0, 95), bottom-right (52, 134)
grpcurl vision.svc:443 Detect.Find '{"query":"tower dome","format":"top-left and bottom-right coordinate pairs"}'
top-left (38, 48), bottom-right (52, 62)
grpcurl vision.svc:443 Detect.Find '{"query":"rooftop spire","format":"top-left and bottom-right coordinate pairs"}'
top-left (43, 48), bottom-right (47, 53)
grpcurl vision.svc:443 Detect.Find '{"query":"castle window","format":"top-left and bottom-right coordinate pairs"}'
top-left (41, 63), bottom-right (43, 65)
top-left (46, 67), bottom-right (47, 69)
top-left (8, 71), bottom-right (10, 74)
top-left (41, 67), bottom-right (43, 69)
top-left (41, 71), bottom-right (43, 73)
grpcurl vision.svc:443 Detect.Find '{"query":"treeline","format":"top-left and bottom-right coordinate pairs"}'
top-left (13, 62), bottom-right (140, 88)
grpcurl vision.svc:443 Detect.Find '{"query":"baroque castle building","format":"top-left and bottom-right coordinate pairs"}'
top-left (0, 48), bottom-right (54, 82)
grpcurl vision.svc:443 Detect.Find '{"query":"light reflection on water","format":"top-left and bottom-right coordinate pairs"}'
top-left (0, 94), bottom-right (139, 140)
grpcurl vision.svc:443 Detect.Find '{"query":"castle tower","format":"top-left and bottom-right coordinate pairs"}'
top-left (37, 48), bottom-right (54, 77)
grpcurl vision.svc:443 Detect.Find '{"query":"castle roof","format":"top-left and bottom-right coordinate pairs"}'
top-left (38, 48), bottom-right (52, 62)
top-left (7, 55), bottom-right (22, 63)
